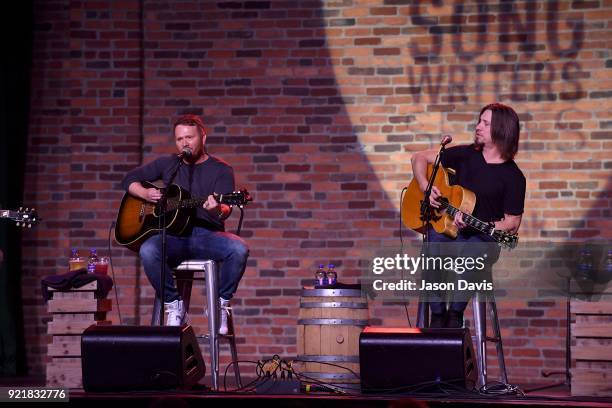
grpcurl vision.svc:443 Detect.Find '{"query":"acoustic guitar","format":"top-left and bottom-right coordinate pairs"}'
top-left (0, 207), bottom-right (40, 228)
top-left (114, 181), bottom-right (252, 251)
top-left (402, 164), bottom-right (518, 249)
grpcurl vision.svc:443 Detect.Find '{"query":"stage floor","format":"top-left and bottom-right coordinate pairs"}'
top-left (2, 377), bottom-right (611, 407)
top-left (64, 388), bottom-right (612, 408)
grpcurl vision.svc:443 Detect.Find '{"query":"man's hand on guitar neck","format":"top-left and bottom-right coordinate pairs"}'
top-left (491, 214), bottom-right (522, 235)
top-left (203, 194), bottom-right (230, 219)
top-left (203, 194), bottom-right (219, 212)
top-left (453, 212), bottom-right (467, 230)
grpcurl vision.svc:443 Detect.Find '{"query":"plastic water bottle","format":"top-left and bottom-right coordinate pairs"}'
top-left (604, 249), bottom-right (612, 276)
top-left (326, 264), bottom-right (337, 286)
top-left (576, 247), bottom-right (593, 281)
top-left (87, 248), bottom-right (99, 274)
top-left (315, 264), bottom-right (326, 286)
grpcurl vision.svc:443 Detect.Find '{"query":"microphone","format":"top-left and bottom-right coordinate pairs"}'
top-left (178, 148), bottom-right (192, 159)
top-left (440, 134), bottom-right (452, 146)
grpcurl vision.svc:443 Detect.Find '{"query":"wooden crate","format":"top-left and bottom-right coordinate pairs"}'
top-left (570, 284), bottom-right (612, 397)
top-left (45, 281), bottom-right (112, 389)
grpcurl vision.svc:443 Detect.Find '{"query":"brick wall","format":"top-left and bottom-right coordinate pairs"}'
top-left (23, 0), bottom-right (611, 385)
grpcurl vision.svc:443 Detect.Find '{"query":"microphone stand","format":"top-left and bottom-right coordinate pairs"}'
top-left (416, 142), bottom-right (447, 328)
top-left (157, 154), bottom-right (187, 326)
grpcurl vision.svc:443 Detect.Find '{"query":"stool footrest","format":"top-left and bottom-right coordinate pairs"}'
top-left (196, 334), bottom-right (236, 340)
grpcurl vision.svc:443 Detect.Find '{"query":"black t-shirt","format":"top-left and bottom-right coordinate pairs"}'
top-left (441, 144), bottom-right (526, 223)
top-left (120, 155), bottom-right (235, 231)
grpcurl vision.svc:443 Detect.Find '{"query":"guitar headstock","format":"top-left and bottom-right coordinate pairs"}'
top-left (493, 230), bottom-right (518, 249)
top-left (216, 189), bottom-right (253, 207)
top-left (1, 207), bottom-right (40, 228)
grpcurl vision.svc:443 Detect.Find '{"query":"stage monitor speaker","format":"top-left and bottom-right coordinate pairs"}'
top-left (359, 327), bottom-right (476, 393)
top-left (81, 324), bottom-right (205, 392)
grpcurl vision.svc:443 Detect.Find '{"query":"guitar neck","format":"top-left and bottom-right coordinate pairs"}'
top-left (165, 197), bottom-right (205, 212)
top-left (166, 193), bottom-right (233, 211)
top-left (442, 203), bottom-right (494, 236)
top-left (1, 210), bottom-right (22, 220)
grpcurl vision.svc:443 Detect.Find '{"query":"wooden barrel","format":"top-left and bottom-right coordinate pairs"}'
top-left (296, 288), bottom-right (369, 388)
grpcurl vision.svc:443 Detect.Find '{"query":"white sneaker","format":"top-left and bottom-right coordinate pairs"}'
top-left (219, 298), bottom-right (232, 335)
top-left (164, 299), bottom-right (187, 326)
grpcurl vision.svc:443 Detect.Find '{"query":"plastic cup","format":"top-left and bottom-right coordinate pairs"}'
top-left (69, 259), bottom-right (87, 272)
top-left (95, 257), bottom-right (109, 275)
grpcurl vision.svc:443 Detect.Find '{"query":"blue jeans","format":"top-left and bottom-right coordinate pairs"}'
top-left (423, 226), bottom-right (500, 314)
top-left (139, 227), bottom-right (249, 302)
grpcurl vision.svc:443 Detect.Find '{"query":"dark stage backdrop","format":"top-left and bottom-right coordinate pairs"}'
top-left (0, 1), bottom-right (33, 376)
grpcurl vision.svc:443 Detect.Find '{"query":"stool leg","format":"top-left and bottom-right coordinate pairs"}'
top-left (228, 326), bottom-right (243, 388)
top-left (204, 261), bottom-right (220, 391)
top-left (152, 297), bottom-right (162, 326)
top-left (489, 297), bottom-right (508, 384)
top-left (416, 294), bottom-right (429, 328)
top-left (472, 294), bottom-right (487, 388)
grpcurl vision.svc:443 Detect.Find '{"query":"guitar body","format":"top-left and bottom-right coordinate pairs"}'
top-left (402, 164), bottom-right (476, 239)
top-left (114, 181), bottom-right (193, 251)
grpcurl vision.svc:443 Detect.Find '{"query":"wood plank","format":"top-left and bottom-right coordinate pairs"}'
top-left (296, 324), bottom-right (304, 356)
top-left (574, 314), bottom-right (612, 325)
top-left (46, 358), bottom-right (83, 389)
top-left (320, 325), bottom-right (335, 372)
top-left (570, 281), bottom-right (612, 295)
top-left (575, 361), bottom-right (612, 370)
top-left (48, 336), bottom-right (82, 357)
top-left (571, 300), bottom-right (612, 314)
top-left (48, 281), bottom-right (98, 291)
top-left (48, 320), bottom-right (111, 335)
top-left (571, 323), bottom-right (612, 338)
top-left (51, 291), bottom-right (96, 300)
top-left (571, 369), bottom-right (612, 397)
top-left (51, 312), bottom-right (107, 323)
top-left (575, 338), bottom-right (612, 347)
top-left (572, 346), bottom-right (612, 361)
top-left (48, 298), bottom-right (112, 313)
top-left (304, 324), bottom-right (321, 374)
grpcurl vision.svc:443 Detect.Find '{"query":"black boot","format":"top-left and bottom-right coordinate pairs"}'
top-left (446, 310), bottom-right (464, 328)
top-left (429, 311), bottom-right (447, 328)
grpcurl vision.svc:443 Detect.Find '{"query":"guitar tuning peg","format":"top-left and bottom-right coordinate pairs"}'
top-left (16, 222), bottom-right (20, 227)
top-left (28, 224), bottom-right (32, 228)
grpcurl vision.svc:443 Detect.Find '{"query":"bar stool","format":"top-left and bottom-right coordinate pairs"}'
top-left (416, 293), bottom-right (508, 389)
top-left (152, 259), bottom-right (242, 391)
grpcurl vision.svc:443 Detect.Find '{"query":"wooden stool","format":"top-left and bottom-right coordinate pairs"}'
top-left (152, 259), bottom-right (242, 391)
